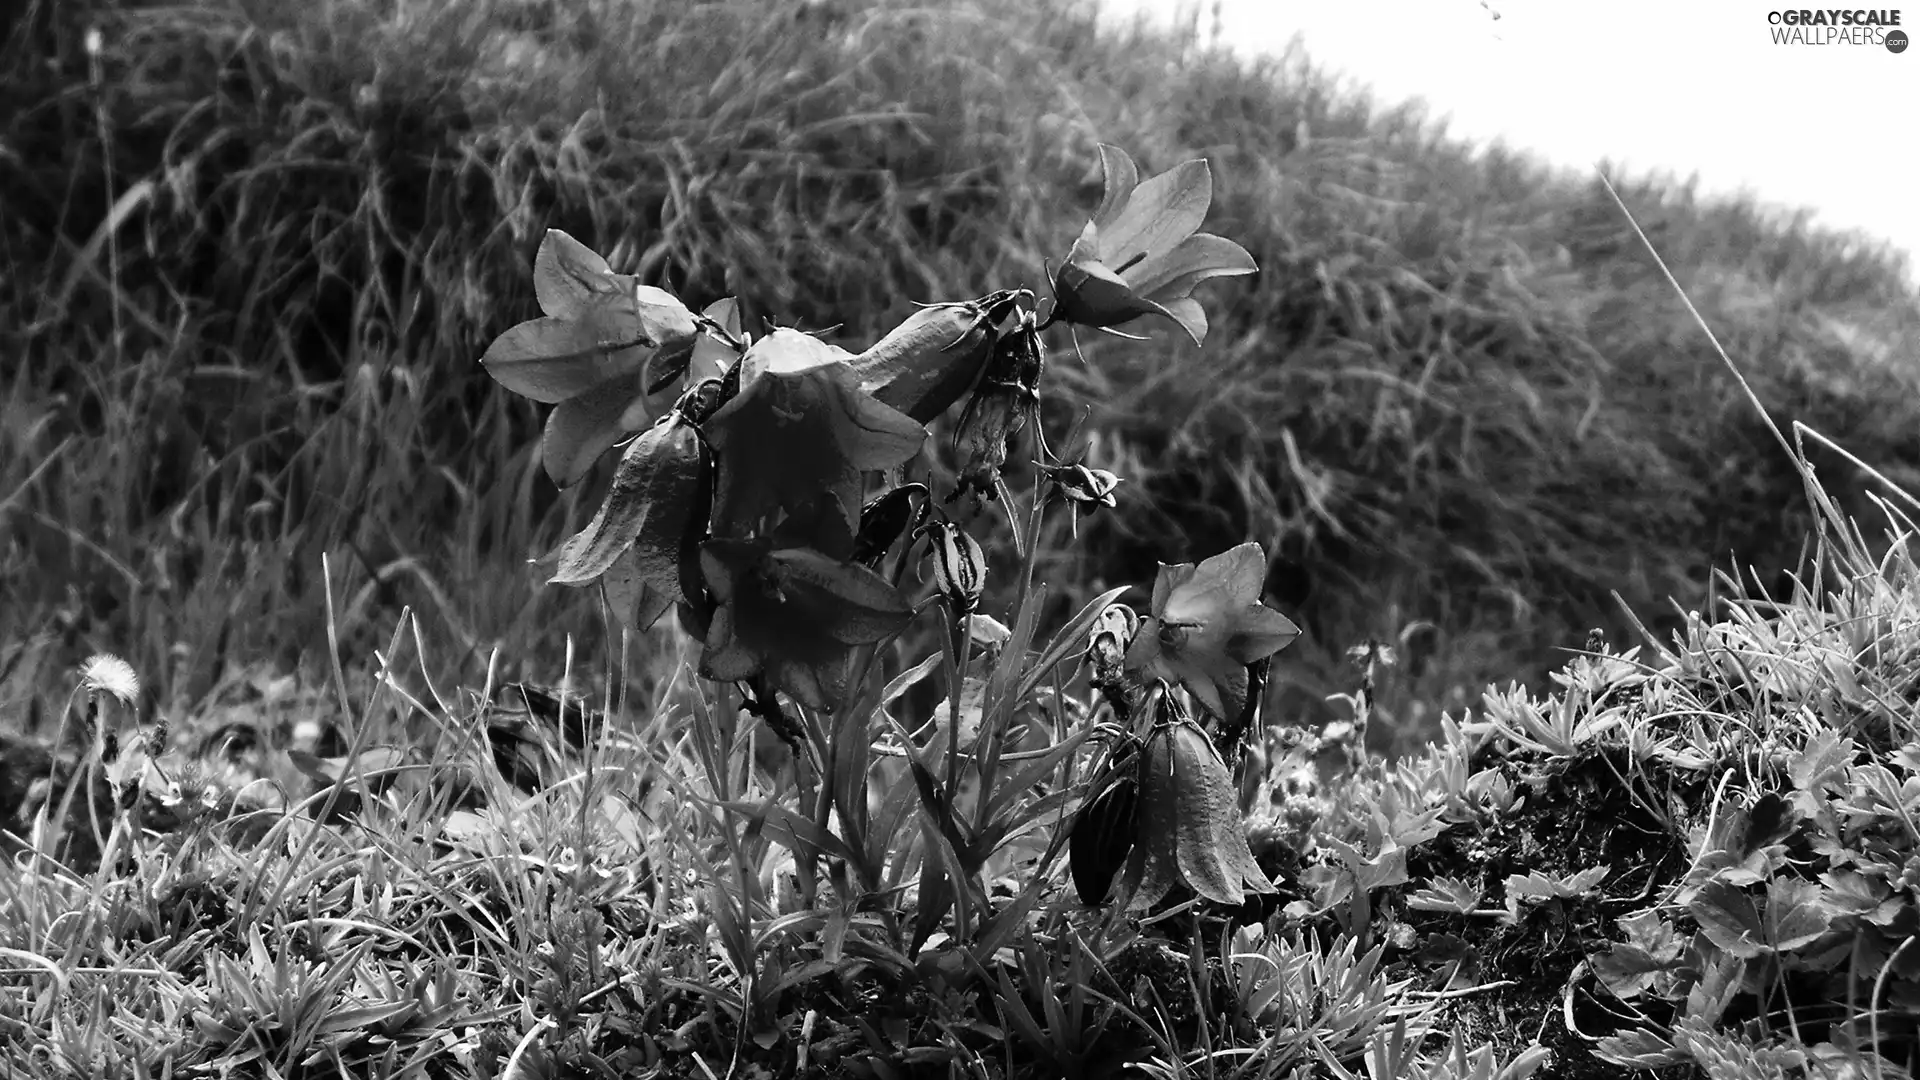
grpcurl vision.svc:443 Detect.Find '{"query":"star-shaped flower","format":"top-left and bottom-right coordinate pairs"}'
top-left (1123, 542), bottom-right (1300, 721)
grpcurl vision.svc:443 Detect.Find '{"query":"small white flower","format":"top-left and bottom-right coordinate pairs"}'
top-left (80, 654), bottom-right (140, 707)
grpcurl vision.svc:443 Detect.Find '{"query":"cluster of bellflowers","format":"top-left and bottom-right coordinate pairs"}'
top-left (481, 144), bottom-right (1299, 909)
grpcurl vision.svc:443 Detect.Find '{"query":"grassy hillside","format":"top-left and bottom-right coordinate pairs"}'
top-left (4, 0), bottom-right (1919, 750)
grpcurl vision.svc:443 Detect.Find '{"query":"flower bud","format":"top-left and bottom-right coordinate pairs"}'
top-left (1086, 603), bottom-right (1139, 692)
top-left (852, 483), bottom-right (926, 568)
top-left (673, 377), bottom-right (729, 424)
top-left (848, 290), bottom-right (1024, 423)
top-left (953, 312), bottom-right (1044, 497)
top-left (919, 518), bottom-right (986, 615)
top-left (1042, 462), bottom-right (1121, 511)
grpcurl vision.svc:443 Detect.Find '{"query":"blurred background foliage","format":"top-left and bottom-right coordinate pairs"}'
top-left (4, 0), bottom-right (1918, 752)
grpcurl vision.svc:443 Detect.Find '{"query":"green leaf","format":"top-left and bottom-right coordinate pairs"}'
top-left (1592, 1030), bottom-right (1683, 1070)
top-left (721, 798), bottom-right (861, 866)
top-left (1507, 865), bottom-right (1608, 903)
top-left (867, 767), bottom-right (925, 883)
top-left (1691, 881), bottom-right (1766, 959)
top-left (1763, 878), bottom-right (1832, 953)
top-left (1405, 877), bottom-right (1482, 914)
top-left (1591, 943), bottom-right (1669, 1000)
top-left (983, 725), bottom-right (1093, 823)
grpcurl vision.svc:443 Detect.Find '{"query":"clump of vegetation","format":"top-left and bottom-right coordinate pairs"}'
top-left (5, 0), bottom-right (1920, 1075)
top-left (7, 96), bottom-right (1920, 1077)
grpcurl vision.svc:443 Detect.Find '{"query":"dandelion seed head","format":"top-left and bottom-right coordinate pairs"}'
top-left (80, 654), bottom-right (140, 707)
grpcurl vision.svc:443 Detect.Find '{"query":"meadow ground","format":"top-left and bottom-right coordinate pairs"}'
top-left (2, 0), bottom-right (1919, 1075)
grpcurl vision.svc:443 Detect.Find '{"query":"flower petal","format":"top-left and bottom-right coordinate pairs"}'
top-left (1151, 562), bottom-right (1191, 620)
top-left (1091, 144), bottom-right (1141, 230)
top-left (1126, 232), bottom-right (1258, 299)
top-left (703, 329), bottom-right (926, 532)
top-left (534, 229), bottom-right (617, 320)
top-left (601, 548), bottom-right (677, 634)
top-left (699, 604), bottom-right (760, 682)
top-left (689, 298), bottom-right (746, 384)
top-left (1094, 158), bottom-right (1211, 271)
top-left (1124, 614), bottom-right (1165, 672)
top-left (1169, 721), bottom-right (1246, 905)
top-left (481, 312), bottom-right (653, 403)
top-left (766, 547), bottom-right (914, 645)
top-left (1168, 652), bottom-right (1237, 720)
top-left (548, 418), bottom-right (707, 589)
top-left (540, 370), bottom-right (653, 487)
top-left (1125, 726), bottom-right (1184, 911)
top-left (1163, 543), bottom-right (1266, 623)
top-left (1153, 297), bottom-right (1209, 348)
top-left (768, 656), bottom-right (840, 711)
top-left (1225, 607), bottom-right (1301, 666)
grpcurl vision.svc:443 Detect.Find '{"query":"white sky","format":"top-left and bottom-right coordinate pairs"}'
top-left (1097, 0), bottom-right (1919, 278)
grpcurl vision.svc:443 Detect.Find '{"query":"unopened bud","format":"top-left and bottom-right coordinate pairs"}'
top-left (674, 376), bottom-right (728, 424)
top-left (853, 484), bottom-right (926, 568)
top-left (952, 311), bottom-right (1044, 498)
top-left (1087, 603), bottom-right (1139, 691)
top-left (1042, 462), bottom-right (1121, 511)
top-left (920, 518), bottom-right (986, 615)
top-left (849, 290), bottom-right (1024, 422)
